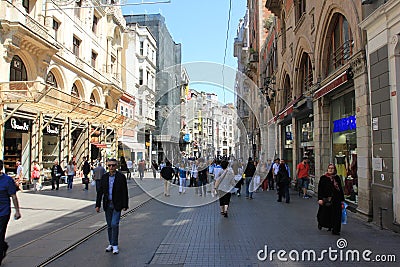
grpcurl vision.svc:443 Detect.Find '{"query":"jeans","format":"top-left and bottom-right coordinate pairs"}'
top-left (95, 180), bottom-right (101, 192)
top-left (67, 175), bottom-right (74, 189)
top-left (139, 170), bottom-right (144, 180)
top-left (245, 176), bottom-right (253, 198)
top-left (197, 179), bottom-right (207, 196)
top-left (0, 214), bottom-right (10, 263)
top-left (105, 203), bottom-right (121, 246)
top-left (179, 177), bottom-right (187, 193)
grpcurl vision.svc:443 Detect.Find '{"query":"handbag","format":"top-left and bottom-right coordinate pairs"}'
top-left (322, 197), bottom-right (332, 207)
top-left (82, 177), bottom-right (89, 184)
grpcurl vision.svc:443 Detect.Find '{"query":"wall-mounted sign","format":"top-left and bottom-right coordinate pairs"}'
top-left (333, 115), bottom-right (356, 133)
top-left (43, 124), bottom-right (60, 135)
top-left (372, 117), bottom-right (379, 131)
top-left (5, 117), bottom-right (30, 132)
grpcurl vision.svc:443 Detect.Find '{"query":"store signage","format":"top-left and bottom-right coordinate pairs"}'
top-left (44, 124), bottom-right (60, 135)
top-left (6, 118), bottom-right (30, 132)
top-left (333, 115), bottom-right (356, 133)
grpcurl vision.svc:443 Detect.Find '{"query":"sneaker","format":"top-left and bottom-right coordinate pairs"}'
top-left (303, 195), bottom-right (310, 199)
top-left (112, 246), bottom-right (119, 254)
top-left (106, 245), bottom-right (113, 252)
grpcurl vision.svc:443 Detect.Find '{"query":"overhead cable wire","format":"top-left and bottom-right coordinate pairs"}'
top-left (222, 0), bottom-right (232, 104)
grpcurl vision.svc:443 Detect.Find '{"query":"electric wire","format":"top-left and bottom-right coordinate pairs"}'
top-left (222, 0), bottom-right (232, 104)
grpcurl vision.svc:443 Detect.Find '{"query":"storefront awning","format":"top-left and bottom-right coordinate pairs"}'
top-left (118, 140), bottom-right (145, 151)
top-left (0, 81), bottom-right (138, 129)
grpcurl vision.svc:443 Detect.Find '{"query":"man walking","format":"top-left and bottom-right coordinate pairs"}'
top-left (160, 161), bottom-right (174, 196)
top-left (0, 160), bottom-right (21, 265)
top-left (92, 162), bottom-right (106, 193)
top-left (296, 156), bottom-right (310, 198)
top-left (82, 156), bottom-right (91, 191)
top-left (95, 158), bottom-right (129, 255)
top-left (51, 160), bottom-right (63, 190)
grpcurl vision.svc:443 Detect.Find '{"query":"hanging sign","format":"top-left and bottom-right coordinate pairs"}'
top-left (5, 117), bottom-right (30, 132)
top-left (43, 124), bottom-right (60, 135)
top-left (333, 115), bottom-right (356, 133)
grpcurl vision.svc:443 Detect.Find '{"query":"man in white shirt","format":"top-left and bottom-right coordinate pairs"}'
top-left (271, 158), bottom-right (280, 190)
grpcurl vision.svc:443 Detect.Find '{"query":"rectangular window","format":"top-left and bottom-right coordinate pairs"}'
top-left (73, 36), bottom-right (81, 57)
top-left (22, 0), bottom-right (29, 12)
top-left (91, 51), bottom-right (97, 68)
top-left (139, 69), bottom-right (143, 85)
top-left (53, 19), bottom-right (59, 41)
top-left (111, 56), bottom-right (116, 75)
top-left (140, 41), bottom-right (144, 56)
top-left (92, 15), bottom-right (98, 33)
top-left (139, 99), bottom-right (143, 116)
top-left (75, 0), bottom-right (82, 18)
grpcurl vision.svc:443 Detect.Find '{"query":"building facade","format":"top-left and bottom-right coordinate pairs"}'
top-left (122, 22), bottom-right (157, 164)
top-left (360, 0), bottom-right (400, 232)
top-left (0, 0), bottom-right (136, 183)
top-left (124, 14), bottom-right (183, 164)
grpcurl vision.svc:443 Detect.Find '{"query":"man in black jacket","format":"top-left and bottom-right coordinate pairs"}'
top-left (82, 156), bottom-right (91, 191)
top-left (51, 160), bottom-right (64, 190)
top-left (95, 158), bottom-right (129, 255)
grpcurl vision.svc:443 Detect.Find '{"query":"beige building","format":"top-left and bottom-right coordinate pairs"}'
top-left (0, 0), bottom-right (136, 184)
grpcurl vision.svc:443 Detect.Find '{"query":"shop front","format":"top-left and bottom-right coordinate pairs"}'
top-left (331, 90), bottom-right (357, 204)
top-left (3, 117), bottom-right (31, 179)
top-left (42, 122), bottom-right (61, 182)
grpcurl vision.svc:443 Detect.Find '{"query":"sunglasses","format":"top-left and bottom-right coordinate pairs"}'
top-left (108, 164), bottom-right (117, 167)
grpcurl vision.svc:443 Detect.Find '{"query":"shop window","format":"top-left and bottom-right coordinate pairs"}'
top-left (46, 71), bottom-right (58, 88)
top-left (326, 14), bottom-right (354, 76)
top-left (331, 91), bottom-right (357, 204)
top-left (10, 56), bottom-right (27, 81)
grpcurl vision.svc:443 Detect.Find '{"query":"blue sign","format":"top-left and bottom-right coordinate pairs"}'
top-left (333, 115), bottom-right (356, 133)
top-left (183, 134), bottom-right (190, 142)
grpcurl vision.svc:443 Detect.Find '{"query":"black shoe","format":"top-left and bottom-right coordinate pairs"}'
top-left (318, 224), bottom-right (322, 230)
top-left (224, 212), bottom-right (228, 217)
top-left (332, 231), bottom-right (340, 235)
top-left (277, 199), bottom-right (282, 202)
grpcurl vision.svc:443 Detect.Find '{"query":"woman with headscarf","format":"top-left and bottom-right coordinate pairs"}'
top-left (317, 163), bottom-right (345, 235)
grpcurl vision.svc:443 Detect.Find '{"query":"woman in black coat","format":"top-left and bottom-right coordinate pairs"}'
top-left (317, 163), bottom-right (345, 235)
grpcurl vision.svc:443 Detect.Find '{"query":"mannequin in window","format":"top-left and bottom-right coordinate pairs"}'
top-left (335, 152), bottom-right (347, 182)
top-left (346, 152), bottom-right (357, 201)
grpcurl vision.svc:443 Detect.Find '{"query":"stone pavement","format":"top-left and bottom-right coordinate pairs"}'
top-left (5, 175), bottom-right (400, 266)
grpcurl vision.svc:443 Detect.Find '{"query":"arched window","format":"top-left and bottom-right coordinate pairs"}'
top-left (327, 14), bottom-right (353, 75)
top-left (283, 75), bottom-right (292, 106)
top-left (46, 72), bottom-right (58, 88)
top-left (10, 56), bottom-right (27, 81)
top-left (299, 53), bottom-right (313, 94)
top-left (90, 93), bottom-right (96, 104)
top-left (71, 84), bottom-right (80, 98)
top-left (295, 0), bottom-right (306, 23)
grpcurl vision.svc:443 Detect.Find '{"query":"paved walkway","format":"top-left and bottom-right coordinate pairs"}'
top-left (5, 175), bottom-right (400, 266)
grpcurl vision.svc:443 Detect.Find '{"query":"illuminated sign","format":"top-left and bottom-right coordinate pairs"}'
top-left (333, 115), bottom-right (356, 133)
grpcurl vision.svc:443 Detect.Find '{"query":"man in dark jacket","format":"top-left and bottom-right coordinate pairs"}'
top-left (160, 161), bottom-right (174, 196)
top-left (51, 160), bottom-right (64, 190)
top-left (244, 157), bottom-right (256, 199)
top-left (82, 156), bottom-right (91, 191)
top-left (95, 158), bottom-right (129, 255)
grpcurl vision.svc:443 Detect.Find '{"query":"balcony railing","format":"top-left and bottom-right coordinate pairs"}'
top-left (331, 39), bottom-right (354, 70)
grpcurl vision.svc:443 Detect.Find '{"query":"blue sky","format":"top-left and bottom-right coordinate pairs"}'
top-left (122, 0), bottom-right (247, 104)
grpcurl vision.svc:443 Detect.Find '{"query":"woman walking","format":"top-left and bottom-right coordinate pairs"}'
top-left (317, 163), bottom-right (345, 235)
top-left (31, 161), bottom-right (41, 191)
top-left (66, 160), bottom-right (75, 190)
top-left (214, 160), bottom-right (236, 217)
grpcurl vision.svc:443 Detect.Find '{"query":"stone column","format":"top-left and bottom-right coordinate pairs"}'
top-left (351, 52), bottom-right (372, 217)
